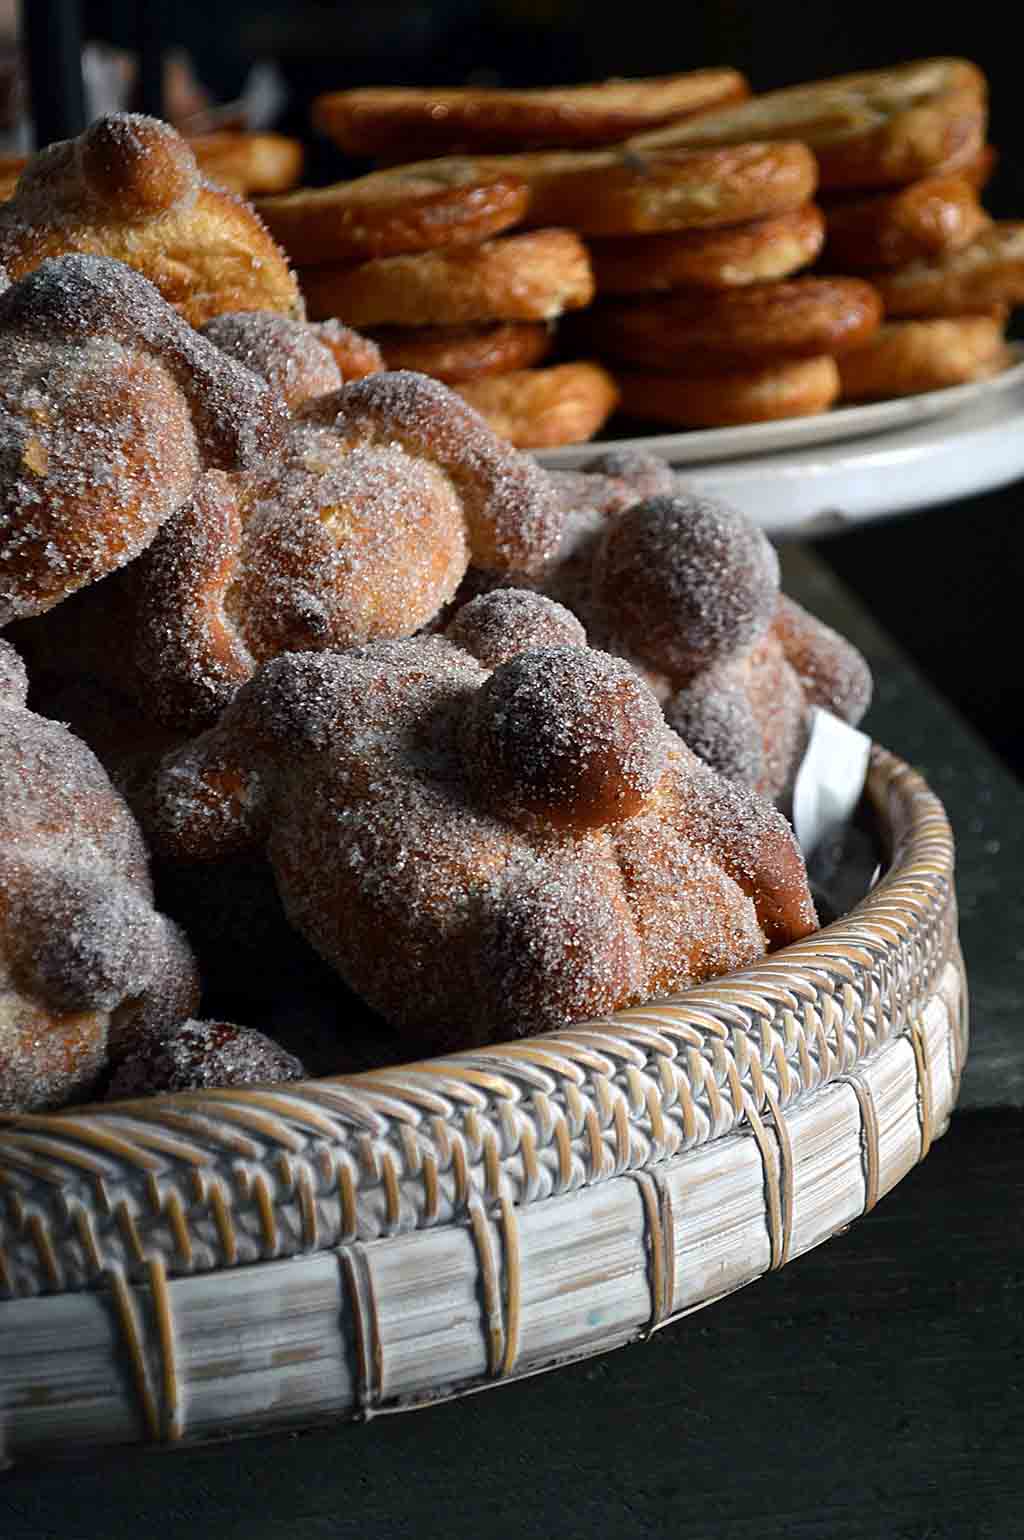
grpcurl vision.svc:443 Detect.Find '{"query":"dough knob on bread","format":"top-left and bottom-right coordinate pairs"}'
top-left (78, 113), bottom-right (198, 216)
top-left (462, 645), bottom-right (669, 831)
top-left (593, 494), bottom-right (780, 680)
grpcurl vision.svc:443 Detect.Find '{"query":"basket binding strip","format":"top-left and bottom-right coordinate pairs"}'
top-left (0, 747), bottom-right (962, 1305)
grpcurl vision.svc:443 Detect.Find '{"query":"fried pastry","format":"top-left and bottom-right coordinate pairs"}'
top-left (836, 314), bottom-right (1009, 400)
top-left (823, 174), bottom-right (992, 271)
top-left (615, 355), bottom-right (840, 427)
top-left (0, 253), bottom-right (287, 626)
top-left (454, 361), bottom-right (620, 448)
top-left (629, 58), bottom-right (988, 191)
top-left (369, 320), bottom-right (551, 383)
top-left (0, 113), bottom-right (302, 327)
top-left (142, 602), bottom-right (817, 1049)
top-left (388, 142), bottom-right (818, 238)
top-left (0, 638), bottom-right (199, 1112)
top-left (589, 204), bottom-right (826, 294)
top-left (871, 223), bottom-right (1024, 316)
top-left (298, 228), bottom-right (594, 327)
top-left (201, 311), bottom-right (383, 408)
top-left (577, 276), bottom-right (882, 371)
top-left (186, 131), bottom-right (304, 196)
top-left (312, 70), bottom-right (750, 157)
top-left (255, 163), bottom-right (530, 265)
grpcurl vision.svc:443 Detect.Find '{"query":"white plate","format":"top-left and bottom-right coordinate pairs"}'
top-left (674, 371), bottom-right (1024, 539)
top-left (533, 348), bottom-right (1024, 471)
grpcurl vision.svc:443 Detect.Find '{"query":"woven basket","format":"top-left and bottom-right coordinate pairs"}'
top-left (0, 746), bottom-right (966, 1458)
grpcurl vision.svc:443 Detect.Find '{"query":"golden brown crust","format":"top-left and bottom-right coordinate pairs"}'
top-left (370, 320), bottom-right (551, 383)
top-left (256, 165), bottom-right (531, 265)
top-left (629, 58), bottom-right (988, 191)
top-left (0, 114), bottom-right (302, 327)
top-left (396, 142), bottom-right (818, 237)
top-left (823, 175), bottom-right (992, 270)
top-left (614, 356), bottom-right (840, 427)
top-left (871, 222), bottom-right (1024, 316)
top-left (453, 362), bottom-right (620, 448)
top-left (836, 315), bottom-right (1010, 400)
top-left (312, 70), bottom-right (750, 157)
top-left (577, 276), bottom-right (882, 371)
top-left (187, 131), bottom-right (304, 195)
top-left (589, 204), bottom-right (825, 294)
top-left (298, 228), bottom-right (594, 327)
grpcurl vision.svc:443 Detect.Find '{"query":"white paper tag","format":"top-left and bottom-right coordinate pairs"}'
top-left (791, 707), bottom-right (872, 860)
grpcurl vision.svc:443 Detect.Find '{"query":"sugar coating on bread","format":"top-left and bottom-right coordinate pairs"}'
top-left (445, 588), bottom-right (586, 668)
top-left (593, 494), bottom-right (781, 679)
top-left (143, 612), bottom-right (817, 1048)
top-left (462, 645), bottom-right (670, 830)
top-left (0, 652), bottom-right (200, 1110)
top-left (304, 369), bottom-right (564, 573)
top-left (484, 478), bottom-right (870, 802)
top-left (0, 254), bottom-right (288, 626)
top-left (201, 311), bottom-right (383, 410)
top-left (107, 1019), bottom-right (305, 1099)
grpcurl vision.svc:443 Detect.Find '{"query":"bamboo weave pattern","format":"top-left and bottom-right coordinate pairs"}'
top-left (0, 750), bottom-right (958, 1300)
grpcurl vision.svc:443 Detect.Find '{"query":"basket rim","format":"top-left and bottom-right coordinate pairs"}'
top-left (0, 742), bottom-right (958, 1300)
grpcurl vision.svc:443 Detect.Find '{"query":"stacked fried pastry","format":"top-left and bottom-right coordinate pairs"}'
top-left (627, 57), bottom-right (1019, 401)
top-left (299, 56), bottom-right (1023, 434)
top-left (256, 157), bottom-right (612, 449)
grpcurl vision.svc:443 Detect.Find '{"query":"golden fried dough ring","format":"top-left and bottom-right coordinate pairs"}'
top-left (629, 58), bottom-right (988, 191)
top-left (201, 311), bottom-right (382, 408)
top-left (369, 320), bottom-right (551, 382)
top-left (579, 276), bottom-right (882, 371)
top-left (836, 315), bottom-right (1009, 400)
top-left (393, 142), bottom-right (818, 238)
top-left (187, 131), bottom-right (304, 195)
top-left (0, 113), bottom-right (302, 326)
top-left (0, 254), bottom-right (288, 625)
top-left (255, 165), bottom-right (530, 265)
top-left (312, 70), bottom-right (750, 157)
top-left (823, 175), bottom-right (992, 270)
top-left (590, 204), bottom-right (825, 294)
top-left (615, 356), bottom-right (840, 427)
top-left (453, 362), bottom-right (619, 448)
top-left (298, 228), bottom-right (594, 327)
top-left (871, 223), bottom-right (1024, 316)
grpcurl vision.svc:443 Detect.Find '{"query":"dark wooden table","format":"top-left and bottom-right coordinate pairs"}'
top-left (2, 541), bottom-right (1022, 1540)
